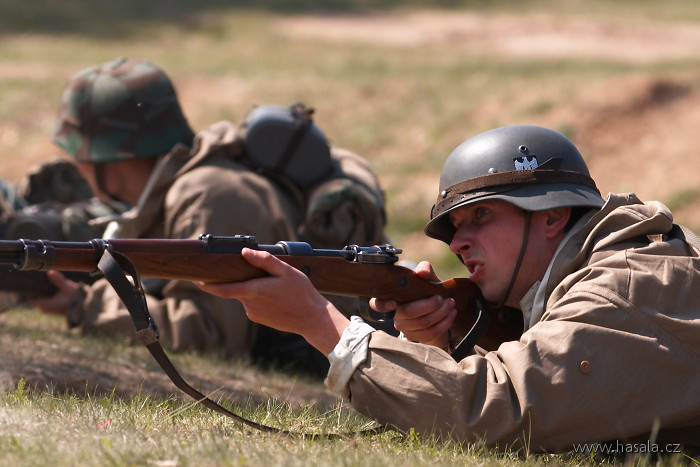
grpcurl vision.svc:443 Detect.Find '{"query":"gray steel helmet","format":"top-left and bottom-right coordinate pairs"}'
top-left (240, 103), bottom-right (333, 188)
top-left (51, 57), bottom-right (194, 163)
top-left (425, 125), bottom-right (605, 244)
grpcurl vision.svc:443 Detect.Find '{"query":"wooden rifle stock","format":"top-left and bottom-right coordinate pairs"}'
top-left (0, 234), bottom-right (523, 350)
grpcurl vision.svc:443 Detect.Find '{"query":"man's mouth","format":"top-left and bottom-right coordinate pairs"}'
top-left (464, 260), bottom-right (483, 280)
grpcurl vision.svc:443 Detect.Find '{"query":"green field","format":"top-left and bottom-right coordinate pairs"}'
top-left (2, 1), bottom-right (700, 465)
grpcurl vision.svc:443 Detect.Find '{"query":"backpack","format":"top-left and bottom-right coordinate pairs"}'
top-left (239, 102), bottom-right (387, 249)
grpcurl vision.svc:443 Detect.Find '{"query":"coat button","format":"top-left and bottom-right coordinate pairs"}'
top-left (579, 360), bottom-right (591, 374)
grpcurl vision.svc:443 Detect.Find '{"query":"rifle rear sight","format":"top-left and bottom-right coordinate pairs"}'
top-left (199, 234), bottom-right (402, 265)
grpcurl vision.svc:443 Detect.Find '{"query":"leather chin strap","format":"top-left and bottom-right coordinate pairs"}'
top-left (492, 211), bottom-right (532, 310)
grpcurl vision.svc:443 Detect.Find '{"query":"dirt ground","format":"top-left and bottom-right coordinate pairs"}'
top-left (277, 10), bottom-right (700, 63)
top-left (4, 10), bottom-right (699, 226)
top-left (275, 10), bottom-right (700, 229)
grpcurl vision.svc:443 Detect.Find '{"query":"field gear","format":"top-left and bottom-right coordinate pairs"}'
top-left (2, 158), bottom-right (122, 242)
top-left (425, 125), bottom-right (605, 244)
top-left (51, 57), bottom-right (194, 163)
top-left (16, 157), bottom-right (93, 205)
top-left (0, 176), bottom-right (26, 220)
top-left (240, 103), bottom-right (387, 249)
top-left (64, 120), bottom-right (386, 364)
top-left (0, 160), bottom-right (123, 309)
top-left (5, 158), bottom-right (123, 241)
top-left (240, 103), bottom-right (333, 189)
top-left (299, 147), bottom-right (386, 249)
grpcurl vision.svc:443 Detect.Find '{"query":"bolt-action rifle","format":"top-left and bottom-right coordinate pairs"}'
top-left (0, 233), bottom-right (523, 435)
top-left (0, 234), bottom-right (522, 351)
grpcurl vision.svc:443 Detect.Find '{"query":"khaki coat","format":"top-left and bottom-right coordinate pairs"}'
top-left (347, 193), bottom-right (700, 452)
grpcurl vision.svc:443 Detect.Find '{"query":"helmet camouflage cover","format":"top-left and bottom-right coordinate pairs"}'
top-left (51, 57), bottom-right (194, 163)
top-left (425, 125), bottom-right (605, 244)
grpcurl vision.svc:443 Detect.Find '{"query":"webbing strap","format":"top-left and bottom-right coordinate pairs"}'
top-left (274, 102), bottom-right (313, 174)
top-left (95, 246), bottom-right (382, 439)
top-left (96, 246), bottom-right (288, 434)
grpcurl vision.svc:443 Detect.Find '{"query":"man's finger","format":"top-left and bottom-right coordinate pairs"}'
top-left (239, 247), bottom-right (295, 277)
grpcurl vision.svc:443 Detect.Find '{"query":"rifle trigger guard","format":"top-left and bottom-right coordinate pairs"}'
top-left (366, 306), bottom-right (395, 323)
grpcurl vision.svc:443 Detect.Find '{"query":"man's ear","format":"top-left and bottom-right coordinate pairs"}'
top-left (543, 207), bottom-right (571, 238)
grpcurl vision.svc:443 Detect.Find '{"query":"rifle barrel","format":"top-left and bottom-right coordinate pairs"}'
top-left (0, 236), bottom-right (524, 349)
top-left (0, 240), bottom-right (24, 265)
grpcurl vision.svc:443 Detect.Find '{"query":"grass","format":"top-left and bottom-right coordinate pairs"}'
top-left (1, 381), bottom-right (383, 467)
top-left (1, 381), bottom-right (696, 466)
top-left (0, 386), bottom-right (483, 466)
top-left (3, 1), bottom-right (700, 465)
top-left (0, 313), bottom-right (554, 466)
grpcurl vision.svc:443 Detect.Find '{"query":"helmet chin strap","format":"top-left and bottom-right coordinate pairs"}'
top-left (492, 211), bottom-right (532, 310)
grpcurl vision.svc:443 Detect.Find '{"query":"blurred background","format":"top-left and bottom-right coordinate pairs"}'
top-left (2, 0), bottom-right (699, 279)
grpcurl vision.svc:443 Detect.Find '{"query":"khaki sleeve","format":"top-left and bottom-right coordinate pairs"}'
top-left (345, 281), bottom-right (700, 451)
top-left (346, 331), bottom-right (525, 447)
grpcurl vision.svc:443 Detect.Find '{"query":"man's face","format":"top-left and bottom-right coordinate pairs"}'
top-left (448, 200), bottom-right (530, 306)
top-left (73, 160), bottom-right (131, 205)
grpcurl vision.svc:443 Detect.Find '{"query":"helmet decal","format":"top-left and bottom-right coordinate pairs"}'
top-left (514, 156), bottom-right (538, 170)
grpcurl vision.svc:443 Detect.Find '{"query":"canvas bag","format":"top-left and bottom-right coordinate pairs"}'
top-left (239, 102), bottom-right (387, 249)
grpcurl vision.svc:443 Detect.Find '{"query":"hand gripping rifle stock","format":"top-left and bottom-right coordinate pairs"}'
top-left (0, 234), bottom-right (523, 352)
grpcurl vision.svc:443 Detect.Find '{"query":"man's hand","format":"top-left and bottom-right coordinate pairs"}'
top-left (30, 270), bottom-right (81, 316)
top-left (195, 248), bottom-right (350, 356)
top-left (370, 261), bottom-right (457, 350)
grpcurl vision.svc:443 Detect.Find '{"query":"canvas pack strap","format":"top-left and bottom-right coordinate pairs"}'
top-left (273, 102), bottom-right (314, 175)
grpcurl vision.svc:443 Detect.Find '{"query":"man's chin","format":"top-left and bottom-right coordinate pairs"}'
top-left (480, 287), bottom-right (506, 307)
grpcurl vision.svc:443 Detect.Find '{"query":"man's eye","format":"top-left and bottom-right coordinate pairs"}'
top-left (475, 207), bottom-right (490, 219)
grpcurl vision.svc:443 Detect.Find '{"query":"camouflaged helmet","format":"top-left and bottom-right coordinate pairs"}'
top-left (425, 125), bottom-right (605, 244)
top-left (51, 57), bottom-right (194, 163)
